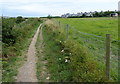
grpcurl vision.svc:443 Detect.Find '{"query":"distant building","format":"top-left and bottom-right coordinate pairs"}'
top-left (77, 12), bottom-right (83, 16)
top-left (110, 13), bottom-right (118, 17)
top-left (61, 11), bottom-right (119, 18)
top-left (84, 12), bottom-right (93, 17)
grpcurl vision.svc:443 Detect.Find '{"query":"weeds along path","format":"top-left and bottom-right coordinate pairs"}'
top-left (36, 23), bottom-right (51, 82)
top-left (17, 24), bottom-right (42, 82)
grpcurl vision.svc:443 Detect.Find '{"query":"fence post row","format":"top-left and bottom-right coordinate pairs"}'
top-left (106, 34), bottom-right (111, 80)
top-left (66, 24), bottom-right (69, 39)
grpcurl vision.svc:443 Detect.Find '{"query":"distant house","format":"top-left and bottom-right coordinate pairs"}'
top-left (77, 12), bottom-right (83, 16)
top-left (110, 13), bottom-right (118, 17)
top-left (61, 14), bottom-right (67, 18)
top-left (85, 12), bottom-right (93, 17)
top-left (61, 11), bottom-right (119, 18)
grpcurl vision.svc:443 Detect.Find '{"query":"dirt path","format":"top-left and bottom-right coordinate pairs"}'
top-left (17, 24), bottom-right (41, 82)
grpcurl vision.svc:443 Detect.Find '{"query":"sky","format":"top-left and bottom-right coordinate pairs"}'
top-left (0, 0), bottom-right (119, 17)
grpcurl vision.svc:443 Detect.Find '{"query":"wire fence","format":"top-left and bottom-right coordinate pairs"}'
top-left (52, 19), bottom-right (118, 79)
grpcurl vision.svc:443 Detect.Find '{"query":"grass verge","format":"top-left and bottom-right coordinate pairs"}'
top-left (36, 25), bottom-right (51, 82)
top-left (41, 19), bottom-right (111, 82)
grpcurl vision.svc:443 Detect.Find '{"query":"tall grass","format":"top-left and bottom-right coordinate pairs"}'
top-left (54, 18), bottom-right (118, 80)
top-left (41, 19), bottom-right (111, 82)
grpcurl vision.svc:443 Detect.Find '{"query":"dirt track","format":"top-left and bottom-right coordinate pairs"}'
top-left (17, 24), bottom-right (41, 82)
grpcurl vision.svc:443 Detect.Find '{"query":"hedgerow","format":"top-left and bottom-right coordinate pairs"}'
top-left (2, 17), bottom-right (42, 82)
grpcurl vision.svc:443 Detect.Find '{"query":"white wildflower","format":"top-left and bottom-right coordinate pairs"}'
top-left (59, 41), bottom-right (62, 43)
top-left (61, 50), bottom-right (64, 53)
top-left (65, 59), bottom-right (68, 63)
top-left (46, 77), bottom-right (50, 80)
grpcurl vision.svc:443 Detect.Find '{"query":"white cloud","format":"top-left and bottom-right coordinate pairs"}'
top-left (1, 0), bottom-right (119, 17)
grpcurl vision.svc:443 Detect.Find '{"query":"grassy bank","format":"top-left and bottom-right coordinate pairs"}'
top-left (36, 30), bottom-right (44, 82)
top-left (41, 19), bottom-right (111, 82)
top-left (53, 18), bottom-right (118, 80)
top-left (2, 18), bottom-right (42, 82)
top-left (36, 28), bottom-right (50, 82)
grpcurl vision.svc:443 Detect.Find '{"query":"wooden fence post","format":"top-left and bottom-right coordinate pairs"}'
top-left (66, 24), bottom-right (69, 39)
top-left (59, 21), bottom-right (60, 26)
top-left (106, 34), bottom-right (111, 80)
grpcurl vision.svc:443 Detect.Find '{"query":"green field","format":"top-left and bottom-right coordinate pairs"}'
top-left (57, 17), bottom-right (118, 40)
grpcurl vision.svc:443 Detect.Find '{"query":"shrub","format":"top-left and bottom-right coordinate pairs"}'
top-left (16, 16), bottom-right (25, 24)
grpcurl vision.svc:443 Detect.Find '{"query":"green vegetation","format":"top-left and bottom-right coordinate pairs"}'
top-left (40, 19), bottom-right (115, 82)
top-left (2, 17), bottom-right (42, 82)
top-left (36, 28), bottom-right (50, 82)
top-left (2, 17), bottom-right (118, 82)
top-left (2, 17), bottom-right (16, 45)
top-left (16, 16), bottom-right (25, 24)
top-left (55, 18), bottom-right (118, 80)
top-left (36, 31), bottom-right (43, 82)
top-left (57, 18), bottom-right (118, 40)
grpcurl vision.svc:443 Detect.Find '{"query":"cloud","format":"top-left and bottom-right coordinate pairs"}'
top-left (1, 0), bottom-right (119, 17)
top-left (1, 1), bottom-right (74, 16)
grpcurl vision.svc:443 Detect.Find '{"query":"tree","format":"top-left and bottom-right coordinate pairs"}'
top-left (47, 15), bottom-right (52, 19)
top-left (82, 14), bottom-right (86, 17)
top-left (16, 16), bottom-right (25, 23)
top-left (93, 12), bottom-right (99, 17)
